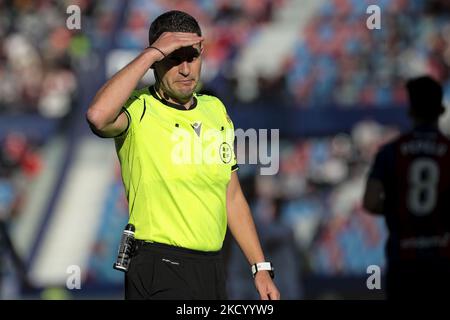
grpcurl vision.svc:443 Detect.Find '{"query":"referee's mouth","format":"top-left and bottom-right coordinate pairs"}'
top-left (177, 80), bottom-right (194, 84)
top-left (176, 79), bottom-right (196, 87)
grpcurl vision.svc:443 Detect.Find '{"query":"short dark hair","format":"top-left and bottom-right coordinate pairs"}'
top-left (148, 10), bottom-right (202, 46)
top-left (406, 75), bottom-right (444, 122)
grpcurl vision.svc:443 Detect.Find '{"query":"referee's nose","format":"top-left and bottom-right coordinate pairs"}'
top-left (179, 61), bottom-right (191, 77)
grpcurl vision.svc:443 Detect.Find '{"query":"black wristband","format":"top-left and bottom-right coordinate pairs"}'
top-left (149, 46), bottom-right (166, 58)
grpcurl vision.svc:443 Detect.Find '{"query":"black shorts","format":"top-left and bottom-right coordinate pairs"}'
top-left (125, 241), bottom-right (228, 300)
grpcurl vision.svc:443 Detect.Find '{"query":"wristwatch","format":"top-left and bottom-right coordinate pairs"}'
top-left (251, 262), bottom-right (274, 279)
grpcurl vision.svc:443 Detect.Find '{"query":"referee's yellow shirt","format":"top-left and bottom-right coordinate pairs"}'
top-left (114, 86), bottom-right (238, 252)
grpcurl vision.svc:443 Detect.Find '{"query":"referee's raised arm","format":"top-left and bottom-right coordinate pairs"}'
top-left (86, 32), bottom-right (203, 138)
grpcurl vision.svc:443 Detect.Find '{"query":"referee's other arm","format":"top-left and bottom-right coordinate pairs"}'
top-left (226, 172), bottom-right (281, 300)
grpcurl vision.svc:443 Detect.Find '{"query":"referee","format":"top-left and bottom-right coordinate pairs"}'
top-left (86, 10), bottom-right (280, 300)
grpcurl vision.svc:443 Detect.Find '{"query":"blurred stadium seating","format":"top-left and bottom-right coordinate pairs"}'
top-left (1, 0), bottom-right (450, 299)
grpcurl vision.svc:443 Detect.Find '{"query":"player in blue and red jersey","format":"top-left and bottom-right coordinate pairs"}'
top-left (363, 76), bottom-right (450, 299)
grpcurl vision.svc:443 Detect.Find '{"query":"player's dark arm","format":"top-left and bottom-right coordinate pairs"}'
top-left (363, 178), bottom-right (385, 215)
top-left (226, 172), bottom-right (280, 300)
top-left (86, 32), bottom-right (203, 137)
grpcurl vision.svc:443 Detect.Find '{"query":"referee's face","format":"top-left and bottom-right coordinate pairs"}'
top-left (155, 41), bottom-right (202, 104)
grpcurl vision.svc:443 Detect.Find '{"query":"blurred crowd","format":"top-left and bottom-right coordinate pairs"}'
top-left (0, 132), bottom-right (41, 298)
top-left (2, 0), bottom-right (450, 116)
top-left (243, 120), bottom-right (397, 276)
top-left (0, 0), bottom-right (123, 228)
top-left (226, 120), bottom-right (397, 298)
top-left (0, 0), bottom-right (119, 296)
top-left (4, 0), bottom-right (447, 115)
top-left (112, 0), bottom-right (450, 108)
top-left (285, 0), bottom-right (450, 108)
top-left (0, 0), bottom-right (120, 117)
top-left (0, 132), bottom-right (42, 223)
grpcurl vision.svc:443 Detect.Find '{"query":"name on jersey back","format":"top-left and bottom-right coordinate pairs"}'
top-left (400, 140), bottom-right (448, 156)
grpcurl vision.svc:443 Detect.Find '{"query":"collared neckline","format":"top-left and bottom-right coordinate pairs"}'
top-left (149, 86), bottom-right (197, 111)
